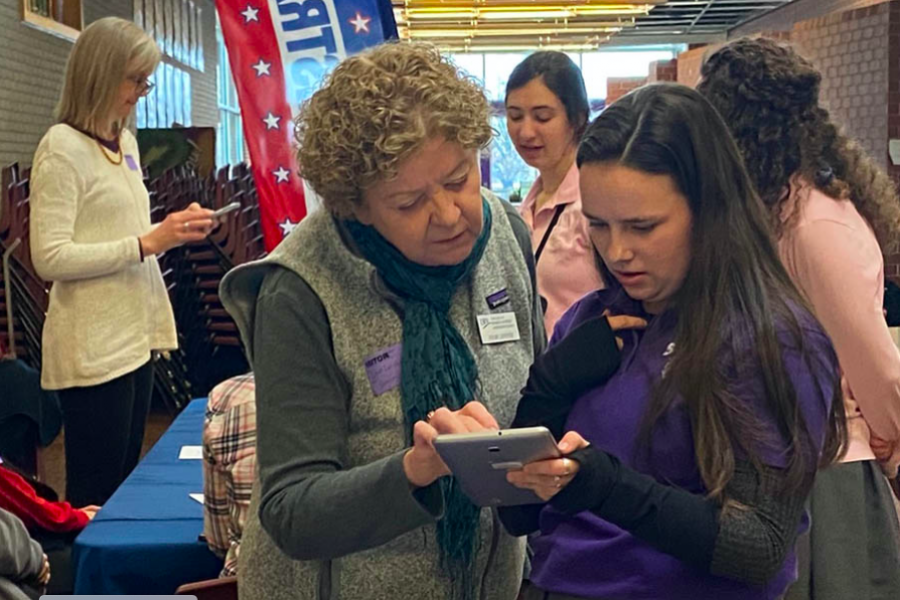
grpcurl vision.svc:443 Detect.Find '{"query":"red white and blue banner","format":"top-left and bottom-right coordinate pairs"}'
top-left (216, 1), bottom-right (397, 251)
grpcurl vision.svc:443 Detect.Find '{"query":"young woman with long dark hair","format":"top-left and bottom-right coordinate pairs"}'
top-left (496, 83), bottom-right (847, 600)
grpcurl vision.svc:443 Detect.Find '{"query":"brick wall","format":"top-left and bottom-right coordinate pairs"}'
top-left (676, 45), bottom-right (717, 88)
top-left (887, 0), bottom-right (900, 275)
top-left (648, 59), bottom-right (678, 83)
top-left (888, 1), bottom-right (900, 188)
top-left (790, 3), bottom-right (891, 171)
top-left (607, 77), bottom-right (647, 105)
top-left (786, 1), bottom-right (899, 277)
top-left (0, 0), bottom-right (218, 166)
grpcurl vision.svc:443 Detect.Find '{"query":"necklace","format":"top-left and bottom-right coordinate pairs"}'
top-left (96, 138), bottom-right (123, 165)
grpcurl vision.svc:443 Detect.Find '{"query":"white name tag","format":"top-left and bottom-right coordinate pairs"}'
top-left (477, 313), bottom-right (521, 345)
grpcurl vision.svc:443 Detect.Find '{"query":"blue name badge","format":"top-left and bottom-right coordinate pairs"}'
top-left (124, 154), bottom-right (139, 171)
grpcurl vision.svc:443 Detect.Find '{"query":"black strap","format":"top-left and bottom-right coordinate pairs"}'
top-left (534, 204), bottom-right (567, 264)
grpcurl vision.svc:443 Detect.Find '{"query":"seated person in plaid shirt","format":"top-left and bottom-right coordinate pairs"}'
top-left (202, 374), bottom-right (256, 577)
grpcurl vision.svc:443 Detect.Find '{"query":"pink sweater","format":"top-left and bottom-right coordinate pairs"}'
top-left (778, 186), bottom-right (900, 472)
top-left (519, 162), bottom-right (604, 337)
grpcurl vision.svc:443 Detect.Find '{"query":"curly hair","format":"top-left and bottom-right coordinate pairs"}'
top-left (698, 38), bottom-right (900, 252)
top-left (295, 43), bottom-right (493, 217)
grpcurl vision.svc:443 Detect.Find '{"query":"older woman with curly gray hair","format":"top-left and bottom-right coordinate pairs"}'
top-left (219, 43), bottom-right (545, 600)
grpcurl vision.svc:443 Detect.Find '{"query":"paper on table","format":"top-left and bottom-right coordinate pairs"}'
top-left (189, 493), bottom-right (204, 504)
top-left (179, 445), bottom-right (203, 460)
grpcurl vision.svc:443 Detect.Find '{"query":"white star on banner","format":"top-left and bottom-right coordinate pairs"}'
top-left (241, 5), bottom-right (259, 23)
top-left (272, 166), bottom-right (290, 183)
top-left (279, 219), bottom-right (298, 237)
top-left (251, 59), bottom-right (271, 77)
top-left (262, 112), bottom-right (281, 130)
top-left (349, 11), bottom-right (371, 34)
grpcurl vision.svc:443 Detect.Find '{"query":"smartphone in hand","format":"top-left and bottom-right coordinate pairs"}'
top-left (211, 201), bottom-right (241, 219)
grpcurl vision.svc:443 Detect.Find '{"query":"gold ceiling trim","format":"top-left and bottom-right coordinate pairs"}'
top-left (392, 0), bottom-right (658, 51)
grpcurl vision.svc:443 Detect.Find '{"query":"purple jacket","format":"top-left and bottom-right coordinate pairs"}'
top-left (529, 287), bottom-right (837, 600)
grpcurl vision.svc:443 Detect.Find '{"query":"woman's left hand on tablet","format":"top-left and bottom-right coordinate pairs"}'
top-left (507, 430), bottom-right (590, 501)
top-left (403, 401), bottom-right (500, 489)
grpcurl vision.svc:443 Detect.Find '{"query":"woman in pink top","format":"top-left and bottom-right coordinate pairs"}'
top-left (700, 38), bottom-right (900, 600)
top-left (506, 52), bottom-right (604, 336)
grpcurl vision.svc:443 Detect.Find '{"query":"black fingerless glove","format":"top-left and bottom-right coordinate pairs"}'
top-left (549, 445), bottom-right (721, 571)
top-left (512, 316), bottom-right (621, 439)
top-left (549, 445), bottom-right (619, 515)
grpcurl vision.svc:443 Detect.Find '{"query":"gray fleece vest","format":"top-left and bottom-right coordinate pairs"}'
top-left (221, 191), bottom-right (535, 600)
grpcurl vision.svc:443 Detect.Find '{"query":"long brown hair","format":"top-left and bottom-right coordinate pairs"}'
top-left (578, 83), bottom-right (846, 499)
top-left (698, 38), bottom-right (900, 251)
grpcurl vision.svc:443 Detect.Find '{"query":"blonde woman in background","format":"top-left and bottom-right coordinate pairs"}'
top-left (30, 17), bottom-right (214, 507)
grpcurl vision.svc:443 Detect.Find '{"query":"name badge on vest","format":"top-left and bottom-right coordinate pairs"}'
top-left (477, 313), bottom-right (521, 345)
top-left (364, 343), bottom-right (402, 396)
top-left (124, 154), bottom-right (139, 171)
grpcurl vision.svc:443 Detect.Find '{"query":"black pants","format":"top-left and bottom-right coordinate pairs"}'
top-left (32, 529), bottom-right (76, 595)
top-left (57, 361), bottom-right (154, 506)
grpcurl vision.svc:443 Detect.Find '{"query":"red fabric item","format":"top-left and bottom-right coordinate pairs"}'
top-left (0, 465), bottom-right (89, 533)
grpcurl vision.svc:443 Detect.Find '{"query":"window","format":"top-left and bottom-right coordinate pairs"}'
top-left (489, 114), bottom-right (536, 203)
top-left (449, 53), bottom-right (485, 85)
top-left (134, 0), bottom-right (201, 129)
top-left (582, 49), bottom-right (679, 101)
top-left (216, 19), bottom-right (244, 167)
top-left (134, 0), bottom-right (204, 70)
top-left (21, 0), bottom-right (83, 41)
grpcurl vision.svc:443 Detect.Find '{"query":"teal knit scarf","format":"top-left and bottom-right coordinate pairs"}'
top-left (344, 197), bottom-right (492, 600)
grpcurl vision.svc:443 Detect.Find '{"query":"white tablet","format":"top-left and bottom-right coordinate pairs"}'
top-left (434, 426), bottom-right (561, 507)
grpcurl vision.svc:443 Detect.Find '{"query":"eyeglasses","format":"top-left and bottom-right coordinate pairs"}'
top-left (127, 75), bottom-right (155, 97)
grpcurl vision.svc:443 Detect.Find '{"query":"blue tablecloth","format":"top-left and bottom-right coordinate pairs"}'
top-left (72, 398), bottom-right (223, 594)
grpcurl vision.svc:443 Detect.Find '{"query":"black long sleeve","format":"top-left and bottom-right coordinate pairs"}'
top-left (511, 316), bottom-right (621, 438)
top-left (550, 446), bottom-right (720, 570)
top-left (550, 447), bottom-right (810, 585)
top-left (499, 316), bottom-right (621, 536)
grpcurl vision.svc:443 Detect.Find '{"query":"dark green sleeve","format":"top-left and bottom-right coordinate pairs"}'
top-left (253, 268), bottom-right (443, 561)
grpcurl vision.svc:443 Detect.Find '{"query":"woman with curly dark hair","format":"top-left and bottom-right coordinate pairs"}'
top-left (699, 37), bottom-right (900, 600)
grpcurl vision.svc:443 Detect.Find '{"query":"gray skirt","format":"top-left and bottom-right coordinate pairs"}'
top-left (786, 460), bottom-right (900, 600)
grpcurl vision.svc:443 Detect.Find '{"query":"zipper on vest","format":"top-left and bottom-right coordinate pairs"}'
top-left (318, 559), bottom-right (334, 600)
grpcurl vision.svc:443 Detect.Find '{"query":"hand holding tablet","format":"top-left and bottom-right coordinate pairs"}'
top-left (434, 426), bottom-right (571, 506)
top-left (402, 401), bottom-right (500, 489)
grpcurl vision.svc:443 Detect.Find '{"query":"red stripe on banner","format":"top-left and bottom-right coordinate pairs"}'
top-left (216, 2), bottom-right (306, 252)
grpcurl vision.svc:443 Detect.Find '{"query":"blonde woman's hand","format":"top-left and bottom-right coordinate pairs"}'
top-left (140, 202), bottom-right (215, 255)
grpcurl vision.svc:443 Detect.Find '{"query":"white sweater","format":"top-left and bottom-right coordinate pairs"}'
top-left (29, 124), bottom-right (177, 390)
